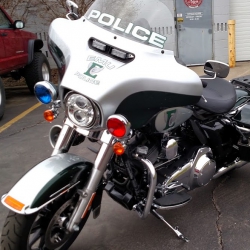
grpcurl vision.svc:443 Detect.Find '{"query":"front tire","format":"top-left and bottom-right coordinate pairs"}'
top-left (1, 197), bottom-right (90, 250)
top-left (23, 52), bottom-right (51, 94)
top-left (0, 77), bottom-right (6, 120)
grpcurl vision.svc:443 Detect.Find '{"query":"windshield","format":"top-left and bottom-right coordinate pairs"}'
top-left (85, 0), bottom-right (175, 50)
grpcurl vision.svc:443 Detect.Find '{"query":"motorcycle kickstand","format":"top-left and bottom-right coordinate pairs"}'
top-left (151, 209), bottom-right (189, 242)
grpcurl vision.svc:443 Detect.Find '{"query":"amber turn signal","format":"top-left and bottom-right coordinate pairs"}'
top-left (44, 110), bottom-right (54, 122)
top-left (113, 142), bottom-right (125, 155)
top-left (4, 195), bottom-right (25, 211)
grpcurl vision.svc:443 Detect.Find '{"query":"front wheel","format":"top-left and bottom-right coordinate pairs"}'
top-left (1, 197), bottom-right (90, 250)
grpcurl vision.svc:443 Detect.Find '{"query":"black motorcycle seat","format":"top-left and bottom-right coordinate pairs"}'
top-left (196, 76), bottom-right (236, 114)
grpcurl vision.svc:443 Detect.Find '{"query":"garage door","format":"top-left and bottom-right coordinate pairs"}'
top-left (230, 1), bottom-right (250, 61)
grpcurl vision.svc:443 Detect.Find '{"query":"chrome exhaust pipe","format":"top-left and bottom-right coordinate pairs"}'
top-left (213, 160), bottom-right (248, 179)
top-left (49, 125), bottom-right (62, 148)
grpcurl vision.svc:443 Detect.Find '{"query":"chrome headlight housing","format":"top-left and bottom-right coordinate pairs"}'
top-left (65, 93), bottom-right (100, 128)
top-left (34, 81), bottom-right (57, 104)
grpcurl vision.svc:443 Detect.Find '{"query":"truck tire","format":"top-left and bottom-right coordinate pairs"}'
top-left (23, 52), bottom-right (51, 94)
top-left (0, 77), bottom-right (6, 120)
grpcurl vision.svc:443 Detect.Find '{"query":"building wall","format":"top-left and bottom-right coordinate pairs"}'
top-left (230, 1), bottom-right (250, 61)
top-left (213, 0), bottom-right (229, 63)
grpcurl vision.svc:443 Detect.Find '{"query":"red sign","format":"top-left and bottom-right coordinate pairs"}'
top-left (184, 0), bottom-right (202, 8)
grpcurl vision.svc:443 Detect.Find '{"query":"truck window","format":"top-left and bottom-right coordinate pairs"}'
top-left (0, 10), bottom-right (11, 28)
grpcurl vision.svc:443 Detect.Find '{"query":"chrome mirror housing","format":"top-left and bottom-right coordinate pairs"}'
top-left (66, 0), bottom-right (79, 20)
top-left (204, 60), bottom-right (230, 78)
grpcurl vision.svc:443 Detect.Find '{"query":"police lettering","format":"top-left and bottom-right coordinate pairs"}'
top-left (87, 10), bottom-right (167, 49)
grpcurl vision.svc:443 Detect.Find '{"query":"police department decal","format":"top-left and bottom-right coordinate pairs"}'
top-left (74, 55), bottom-right (115, 85)
top-left (87, 10), bottom-right (167, 49)
top-left (184, 0), bottom-right (202, 8)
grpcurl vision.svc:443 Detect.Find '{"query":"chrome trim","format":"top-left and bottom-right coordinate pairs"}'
top-left (67, 130), bottom-right (114, 232)
top-left (51, 120), bottom-right (76, 156)
top-left (165, 147), bottom-right (212, 189)
top-left (34, 81), bottom-right (57, 104)
top-left (235, 125), bottom-right (250, 133)
top-left (1, 153), bottom-right (86, 215)
top-left (23, 181), bottom-right (81, 214)
top-left (165, 161), bottom-right (192, 185)
top-left (107, 114), bottom-right (131, 138)
top-left (200, 74), bottom-right (216, 80)
top-left (49, 183), bottom-right (70, 198)
top-left (24, 181), bottom-right (80, 214)
top-left (134, 157), bottom-right (157, 219)
top-left (49, 125), bottom-right (62, 148)
top-left (152, 199), bottom-right (190, 210)
top-left (213, 160), bottom-right (248, 179)
top-left (64, 92), bottom-right (101, 129)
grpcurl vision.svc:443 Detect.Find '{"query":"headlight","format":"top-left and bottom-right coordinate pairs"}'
top-left (65, 93), bottom-right (98, 127)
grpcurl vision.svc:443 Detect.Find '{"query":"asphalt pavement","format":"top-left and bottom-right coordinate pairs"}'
top-left (0, 62), bottom-right (250, 250)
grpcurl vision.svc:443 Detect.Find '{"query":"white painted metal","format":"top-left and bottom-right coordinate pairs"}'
top-left (230, 1), bottom-right (250, 61)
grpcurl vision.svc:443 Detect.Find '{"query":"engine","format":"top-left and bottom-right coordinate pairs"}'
top-left (104, 129), bottom-right (217, 210)
top-left (157, 137), bottom-right (216, 192)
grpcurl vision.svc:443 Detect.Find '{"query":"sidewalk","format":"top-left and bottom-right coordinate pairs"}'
top-left (189, 61), bottom-right (250, 80)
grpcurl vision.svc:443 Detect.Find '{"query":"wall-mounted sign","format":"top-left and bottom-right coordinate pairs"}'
top-left (184, 0), bottom-right (203, 8)
top-left (186, 12), bottom-right (203, 21)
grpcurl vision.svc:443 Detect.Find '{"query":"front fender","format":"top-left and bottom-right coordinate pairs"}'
top-left (1, 153), bottom-right (92, 214)
top-left (27, 39), bottom-right (44, 64)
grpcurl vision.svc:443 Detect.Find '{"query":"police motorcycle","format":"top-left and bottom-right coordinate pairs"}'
top-left (2, 0), bottom-right (250, 249)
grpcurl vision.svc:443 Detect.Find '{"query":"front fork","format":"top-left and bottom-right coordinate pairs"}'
top-left (51, 118), bottom-right (114, 232)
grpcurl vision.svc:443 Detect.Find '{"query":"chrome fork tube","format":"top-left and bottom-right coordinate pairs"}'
top-left (67, 130), bottom-right (114, 232)
top-left (51, 119), bottom-right (76, 156)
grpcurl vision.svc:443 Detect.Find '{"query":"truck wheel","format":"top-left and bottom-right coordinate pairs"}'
top-left (0, 77), bottom-right (6, 120)
top-left (23, 52), bottom-right (51, 94)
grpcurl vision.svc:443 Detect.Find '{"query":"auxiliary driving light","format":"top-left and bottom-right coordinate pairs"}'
top-left (44, 110), bottom-right (55, 122)
top-left (113, 142), bottom-right (125, 155)
top-left (107, 115), bottom-right (131, 138)
top-left (34, 81), bottom-right (57, 104)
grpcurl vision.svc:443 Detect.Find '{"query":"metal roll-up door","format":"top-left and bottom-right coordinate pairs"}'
top-left (230, 1), bottom-right (250, 61)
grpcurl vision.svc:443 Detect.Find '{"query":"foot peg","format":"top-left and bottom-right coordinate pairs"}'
top-left (151, 209), bottom-right (189, 242)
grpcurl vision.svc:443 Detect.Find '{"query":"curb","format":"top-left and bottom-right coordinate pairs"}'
top-left (4, 86), bottom-right (28, 90)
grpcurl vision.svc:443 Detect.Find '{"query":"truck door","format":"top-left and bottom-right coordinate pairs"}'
top-left (0, 9), bottom-right (25, 74)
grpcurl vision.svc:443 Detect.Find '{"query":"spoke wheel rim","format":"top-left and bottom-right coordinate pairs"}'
top-left (28, 200), bottom-right (75, 250)
top-left (42, 63), bottom-right (50, 81)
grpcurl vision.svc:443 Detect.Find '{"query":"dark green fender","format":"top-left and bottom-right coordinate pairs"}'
top-left (1, 153), bottom-right (94, 214)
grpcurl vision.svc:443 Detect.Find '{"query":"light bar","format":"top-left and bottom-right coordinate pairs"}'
top-left (92, 40), bottom-right (106, 51)
top-left (111, 48), bottom-right (127, 59)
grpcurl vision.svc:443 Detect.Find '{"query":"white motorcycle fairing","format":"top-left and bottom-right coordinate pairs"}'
top-left (49, 17), bottom-right (202, 128)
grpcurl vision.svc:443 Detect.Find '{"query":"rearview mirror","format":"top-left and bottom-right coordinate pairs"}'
top-left (66, 0), bottom-right (79, 20)
top-left (204, 60), bottom-right (229, 78)
top-left (14, 20), bottom-right (24, 29)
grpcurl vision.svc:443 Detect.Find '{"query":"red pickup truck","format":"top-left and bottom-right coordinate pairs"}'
top-left (0, 6), bottom-right (51, 120)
